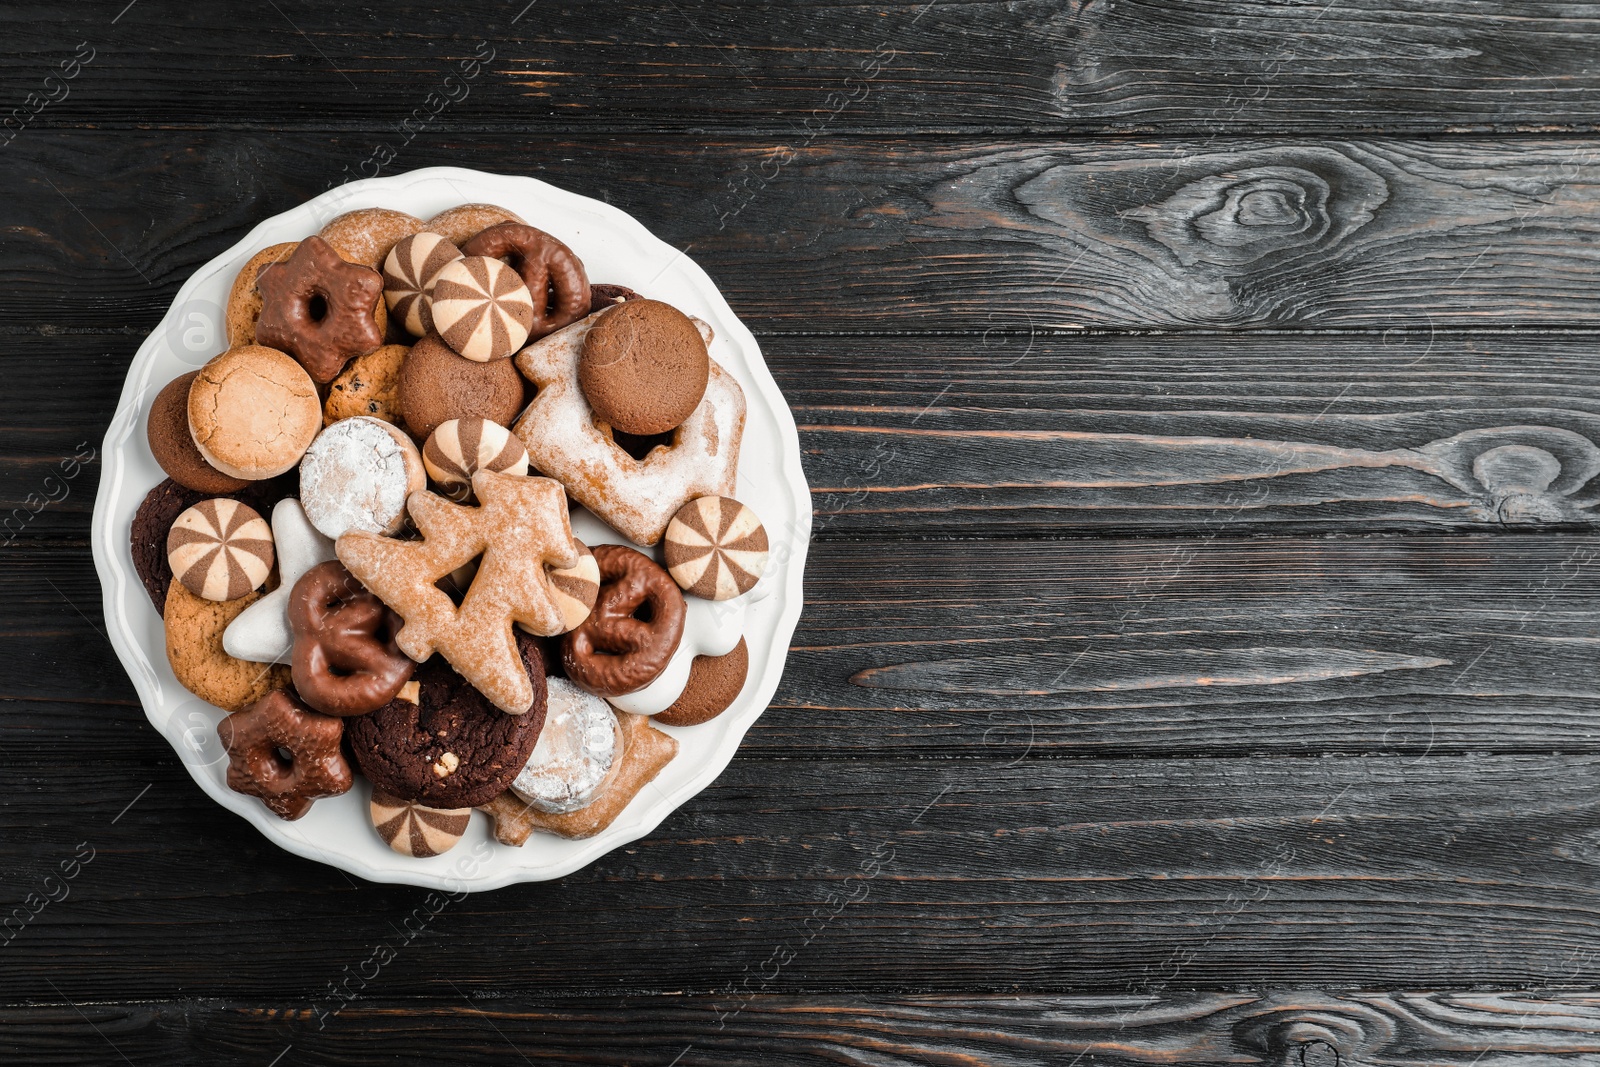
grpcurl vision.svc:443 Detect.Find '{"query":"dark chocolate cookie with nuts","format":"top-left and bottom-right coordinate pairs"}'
top-left (345, 632), bottom-right (547, 808)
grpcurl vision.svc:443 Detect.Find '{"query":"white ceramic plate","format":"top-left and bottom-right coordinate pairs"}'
top-left (90, 167), bottom-right (811, 891)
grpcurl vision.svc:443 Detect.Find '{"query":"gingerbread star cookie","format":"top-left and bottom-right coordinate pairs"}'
top-left (511, 310), bottom-right (746, 546)
top-left (335, 469), bottom-right (581, 714)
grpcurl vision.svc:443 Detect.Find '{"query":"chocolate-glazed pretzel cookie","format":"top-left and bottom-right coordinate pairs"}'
top-left (256, 236), bottom-right (385, 383)
top-left (218, 688), bottom-right (353, 820)
top-left (289, 560), bottom-right (414, 716)
top-left (461, 223), bottom-right (590, 340)
top-left (561, 544), bottom-right (685, 697)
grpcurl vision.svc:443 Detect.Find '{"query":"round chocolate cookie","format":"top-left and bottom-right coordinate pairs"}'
top-left (578, 299), bottom-right (709, 436)
top-left (146, 371), bottom-right (250, 494)
top-left (346, 632), bottom-right (547, 808)
top-left (132, 476), bottom-right (297, 615)
top-left (399, 332), bottom-right (526, 441)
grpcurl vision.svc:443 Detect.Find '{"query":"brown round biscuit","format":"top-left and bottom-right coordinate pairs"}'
top-left (189, 346), bottom-right (322, 480)
top-left (578, 299), bottom-right (710, 436)
top-left (164, 579), bottom-right (292, 712)
top-left (324, 343), bottom-right (409, 427)
top-left (346, 632), bottom-right (548, 808)
top-left (653, 637), bottom-right (749, 727)
top-left (319, 207), bottom-right (424, 271)
top-left (398, 332), bottom-right (526, 441)
top-left (424, 203), bottom-right (526, 248)
top-left (131, 476), bottom-right (296, 615)
top-left (146, 371), bottom-right (250, 494)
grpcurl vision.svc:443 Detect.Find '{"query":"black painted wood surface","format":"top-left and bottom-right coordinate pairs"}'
top-left (3, 2), bottom-right (1600, 1063)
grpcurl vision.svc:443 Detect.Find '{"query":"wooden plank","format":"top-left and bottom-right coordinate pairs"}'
top-left (17, 330), bottom-right (1600, 541)
top-left (8, 2), bottom-right (1600, 134)
top-left (9, 132), bottom-right (1600, 333)
top-left (11, 533), bottom-right (1600, 756)
top-left (2, 751), bottom-right (1599, 998)
top-left (6, 992), bottom-right (1600, 1065)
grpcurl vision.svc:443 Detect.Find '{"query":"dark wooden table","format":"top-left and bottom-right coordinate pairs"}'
top-left (6, 2), bottom-right (1600, 1062)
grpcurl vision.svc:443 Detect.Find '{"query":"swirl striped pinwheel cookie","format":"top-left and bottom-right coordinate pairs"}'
top-left (425, 255), bottom-right (534, 362)
top-left (166, 499), bottom-right (274, 602)
top-left (663, 496), bottom-right (768, 601)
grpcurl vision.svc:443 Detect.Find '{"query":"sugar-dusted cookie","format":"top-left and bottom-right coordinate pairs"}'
top-left (225, 241), bottom-right (298, 347)
top-left (399, 332), bottom-right (525, 441)
top-left (578, 299), bottom-right (709, 435)
top-left (383, 231), bottom-right (463, 337)
top-left (422, 417), bottom-right (529, 501)
top-left (324, 343), bottom-right (409, 427)
top-left (480, 712), bottom-right (677, 842)
top-left (165, 579), bottom-right (291, 712)
top-left (663, 495), bottom-right (768, 600)
top-left (319, 207), bottom-right (424, 271)
top-left (166, 498), bottom-right (274, 602)
top-left (513, 311), bottom-right (746, 546)
top-left (218, 688), bottom-right (352, 820)
top-left (425, 255), bottom-right (534, 362)
top-left (146, 371), bottom-right (249, 494)
top-left (510, 677), bottom-right (620, 813)
top-left (223, 498), bottom-right (336, 665)
top-left (370, 791), bottom-right (472, 857)
top-left (336, 470), bottom-right (581, 714)
top-left (299, 416), bottom-right (426, 539)
top-left (654, 637), bottom-right (749, 727)
top-left (424, 203), bottom-right (526, 248)
top-left (346, 632), bottom-right (547, 808)
top-left (256, 235), bottom-right (385, 383)
top-left (189, 346), bottom-right (322, 480)
top-left (461, 223), bottom-right (590, 340)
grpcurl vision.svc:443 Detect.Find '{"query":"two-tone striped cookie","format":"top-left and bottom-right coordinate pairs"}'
top-left (382, 231), bottom-right (463, 337)
top-left (424, 255), bottom-right (534, 361)
top-left (422, 417), bottom-right (529, 501)
top-left (546, 540), bottom-right (600, 632)
top-left (370, 790), bottom-right (472, 857)
top-left (165, 498), bottom-right (275, 602)
top-left (663, 496), bottom-right (768, 600)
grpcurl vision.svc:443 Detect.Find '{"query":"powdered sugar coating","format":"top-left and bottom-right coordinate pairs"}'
top-left (299, 416), bottom-right (425, 539)
top-left (511, 311), bottom-right (746, 546)
top-left (510, 678), bottom-right (619, 813)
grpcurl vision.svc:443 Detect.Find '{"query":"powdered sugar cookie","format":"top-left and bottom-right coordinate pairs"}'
top-left (510, 678), bottom-right (621, 814)
top-left (299, 416), bottom-right (426, 540)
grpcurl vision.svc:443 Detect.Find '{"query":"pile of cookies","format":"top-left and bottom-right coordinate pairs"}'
top-left (132, 202), bottom-right (771, 859)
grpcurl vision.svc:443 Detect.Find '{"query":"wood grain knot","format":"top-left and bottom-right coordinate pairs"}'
top-left (1022, 146), bottom-right (1389, 273)
top-left (1233, 1000), bottom-right (1395, 1067)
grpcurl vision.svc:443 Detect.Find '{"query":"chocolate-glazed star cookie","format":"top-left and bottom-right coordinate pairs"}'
top-left (256, 235), bottom-right (385, 383)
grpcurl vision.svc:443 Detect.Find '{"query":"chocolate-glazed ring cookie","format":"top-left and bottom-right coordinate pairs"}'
top-left (345, 632), bottom-right (547, 808)
top-left (461, 223), bottom-right (590, 340)
top-left (289, 560), bottom-right (414, 717)
top-left (218, 688), bottom-right (353, 820)
top-left (561, 545), bottom-right (685, 697)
